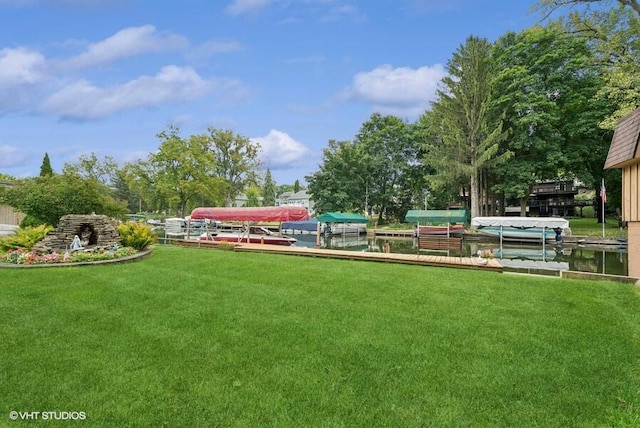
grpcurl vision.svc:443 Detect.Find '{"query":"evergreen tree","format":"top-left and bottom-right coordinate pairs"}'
top-left (39, 153), bottom-right (54, 177)
top-left (425, 36), bottom-right (510, 219)
top-left (262, 169), bottom-right (277, 206)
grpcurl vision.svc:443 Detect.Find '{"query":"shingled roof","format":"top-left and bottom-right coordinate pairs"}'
top-left (604, 106), bottom-right (640, 169)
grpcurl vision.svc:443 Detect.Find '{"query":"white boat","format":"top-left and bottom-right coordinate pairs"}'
top-left (164, 217), bottom-right (186, 236)
top-left (325, 223), bottom-right (367, 235)
top-left (471, 217), bottom-right (570, 243)
top-left (474, 227), bottom-right (559, 241)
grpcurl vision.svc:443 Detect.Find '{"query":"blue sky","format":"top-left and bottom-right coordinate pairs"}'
top-left (0, 0), bottom-right (541, 185)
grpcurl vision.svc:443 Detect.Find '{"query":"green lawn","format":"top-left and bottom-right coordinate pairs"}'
top-left (569, 217), bottom-right (628, 239)
top-left (1, 246), bottom-right (639, 427)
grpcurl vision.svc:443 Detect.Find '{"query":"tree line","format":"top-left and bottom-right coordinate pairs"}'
top-left (307, 0), bottom-right (638, 223)
top-left (0, 127), bottom-right (287, 226)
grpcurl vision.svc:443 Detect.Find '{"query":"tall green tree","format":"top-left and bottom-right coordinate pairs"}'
top-left (136, 126), bottom-right (224, 217)
top-left (491, 26), bottom-right (600, 215)
top-left (355, 113), bottom-right (416, 223)
top-left (536, 0), bottom-right (640, 128)
top-left (205, 128), bottom-right (262, 207)
top-left (39, 153), bottom-right (54, 177)
top-left (62, 153), bottom-right (119, 185)
top-left (306, 140), bottom-right (367, 214)
top-left (262, 169), bottom-right (277, 206)
top-left (425, 36), bottom-right (510, 219)
top-left (112, 168), bottom-right (146, 213)
top-left (534, 1), bottom-right (630, 217)
top-left (545, 26), bottom-right (618, 221)
top-left (308, 114), bottom-right (422, 221)
top-left (417, 110), bottom-right (469, 210)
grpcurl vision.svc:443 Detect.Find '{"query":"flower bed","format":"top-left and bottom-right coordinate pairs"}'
top-left (1, 246), bottom-right (137, 265)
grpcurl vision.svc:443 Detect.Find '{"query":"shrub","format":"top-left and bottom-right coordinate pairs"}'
top-left (118, 222), bottom-right (157, 251)
top-left (19, 215), bottom-right (46, 228)
top-left (582, 206), bottom-right (595, 218)
top-left (0, 224), bottom-right (53, 252)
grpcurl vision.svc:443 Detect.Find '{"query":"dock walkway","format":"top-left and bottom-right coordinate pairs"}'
top-left (175, 240), bottom-right (502, 272)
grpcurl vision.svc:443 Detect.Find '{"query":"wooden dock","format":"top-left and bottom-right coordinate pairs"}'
top-left (368, 229), bottom-right (414, 237)
top-left (230, 242), bottom-right (502, 272)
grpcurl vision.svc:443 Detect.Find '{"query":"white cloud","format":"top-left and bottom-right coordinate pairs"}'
top-left (63, 25), bottom-right (187, 70)
top-left (342, 64), bottom-right (446, 118)
top-left (0, 144), bottom-right (28, 167)
top-left (0, 47), bottom-right (47, 86)
top-left (225, 0), bottom-right (271, 16)
top-left (41, 66), bottom-right (244, 120)
top-left (0, 47), bottom-right (48, 109)
top-left (188, 40), bottom-right (242, 62)
top-left (0, 26), bottom-right (247, 118)
top-left (252, 129), bottom-right (312, 169)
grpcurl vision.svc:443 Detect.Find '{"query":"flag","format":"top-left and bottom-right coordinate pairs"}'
top-left (600, 179), bottom-right (607, 204)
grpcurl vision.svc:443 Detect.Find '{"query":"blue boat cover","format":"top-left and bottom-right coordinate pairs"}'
top-left (281, 219), bottom-right (319, 232)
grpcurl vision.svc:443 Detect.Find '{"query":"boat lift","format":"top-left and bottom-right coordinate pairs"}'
top-left (471, 216), bottom-right (570, 261)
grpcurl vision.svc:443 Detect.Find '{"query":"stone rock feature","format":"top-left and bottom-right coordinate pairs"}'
top-left (34, 214), bottom-right (121, 253)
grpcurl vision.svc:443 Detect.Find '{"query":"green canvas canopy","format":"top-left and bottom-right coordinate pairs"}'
top-left (316, 212), bottom-right (368, 223)
top-left (404, 209), bottom-right (467, 224)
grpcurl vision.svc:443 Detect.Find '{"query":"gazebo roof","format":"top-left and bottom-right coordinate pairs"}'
top-left (604, 106), bottom-right (640, 169)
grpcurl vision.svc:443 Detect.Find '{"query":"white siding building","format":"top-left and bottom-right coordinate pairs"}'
top-left (277, 190), bottom-right (314, 215)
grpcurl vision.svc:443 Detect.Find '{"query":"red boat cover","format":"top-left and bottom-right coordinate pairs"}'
top-left (190, 206), bottom-right (309, 222)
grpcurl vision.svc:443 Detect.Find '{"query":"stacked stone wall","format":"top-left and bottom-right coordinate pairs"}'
top-left (34, 214), bottom-right (120, 253)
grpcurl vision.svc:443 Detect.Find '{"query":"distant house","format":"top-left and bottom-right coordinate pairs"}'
top-left (275, 191), bottom-right (294, 206)
top-left (232, 194), bottom-right (264, 207)
top-left (604, 106), bottom-right (640, 278)
top-left (528, 179), bottom-right (580, 217)
top-left (232, 190), bottom-right (314, 215)
top-left (0, 181), bottom-right (25, 225)
top-left (277, 190), bottom-right (314, 215)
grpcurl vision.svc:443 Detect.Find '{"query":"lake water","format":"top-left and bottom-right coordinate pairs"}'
top-left (292, 234), bottom-right (629, 277)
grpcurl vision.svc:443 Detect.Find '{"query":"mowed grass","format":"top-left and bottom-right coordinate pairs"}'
top-left (569, 217), bottom-right (628, 239)
top-left (1, 246), bottom-right (639, 427)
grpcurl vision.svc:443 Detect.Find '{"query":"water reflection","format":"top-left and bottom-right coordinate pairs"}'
top-left (292, 234), bottom-right (628, 276)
